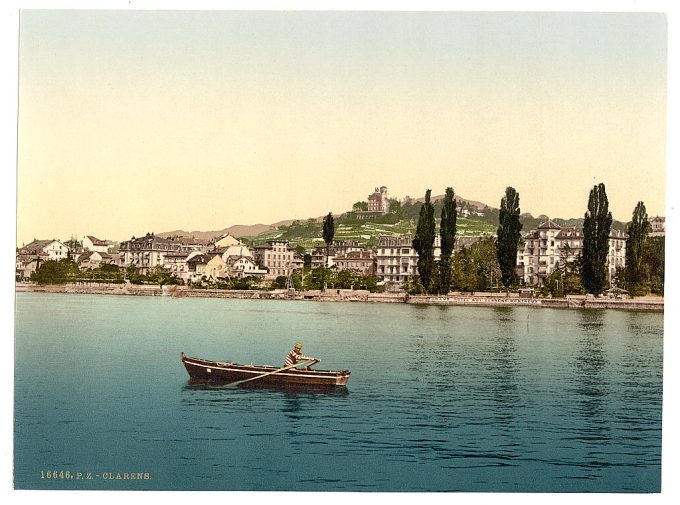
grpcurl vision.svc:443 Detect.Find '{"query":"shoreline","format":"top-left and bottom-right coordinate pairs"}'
top-left (14, 282), bottom-right (664, 311)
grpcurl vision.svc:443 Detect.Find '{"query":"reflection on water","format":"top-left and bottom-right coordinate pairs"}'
top-left (569, 311), bottom-right (611, 481)
top-left (489, 307), bottom-right (521, 425)
top-left (14, 293), bottom-right (663, 492)
top-left (182, 380), bottom-right (350, 399)
top-left (574, 311), bottom-right (609, 416)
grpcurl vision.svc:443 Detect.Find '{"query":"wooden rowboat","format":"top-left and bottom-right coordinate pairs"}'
top-left (181, 352), bottom-right (351, 389)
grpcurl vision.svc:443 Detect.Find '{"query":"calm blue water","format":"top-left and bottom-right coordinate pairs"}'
top-left (14, 292), bottom-right (662, 492)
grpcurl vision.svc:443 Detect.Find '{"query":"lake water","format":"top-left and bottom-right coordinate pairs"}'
top-left (14, 292), bottom-right (663, 492)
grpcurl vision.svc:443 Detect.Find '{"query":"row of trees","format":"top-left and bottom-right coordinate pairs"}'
top-left (30, 259), bottom-right (182, 286)
top-left (410, 186), bottom-right (524, 295)
top-left (273, 268), bottom-right (382, 292)
top-left (410, 183), bottom-right (662, 297)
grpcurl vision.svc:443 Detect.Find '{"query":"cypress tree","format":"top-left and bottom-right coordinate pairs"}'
top-left (496, 187), bottom-right (523, 290)
top-left (439, 187), bottom-right (457, 294)
top-left (321, 212), bottom-right (335, 291)
top-left (581, 183), bottom-right (613, 295)
top-left (412, 190), bottom-right (436, 293)
top-left (625, 201), bottom-right (651, 289)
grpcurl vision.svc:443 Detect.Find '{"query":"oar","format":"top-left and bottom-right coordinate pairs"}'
top-left (227, 359), bottom-right (316, 388)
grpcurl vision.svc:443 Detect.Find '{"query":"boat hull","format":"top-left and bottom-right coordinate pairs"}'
top-left (181, 353), bottom-right (351, 389)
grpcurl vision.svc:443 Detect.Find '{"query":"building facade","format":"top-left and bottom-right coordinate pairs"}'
top-left (333, 250), bottom-right (376, 276)
top-left (650, 216), bottom-right (665, 237)
top-left (118, 233), bottom-right (183, 275)
top-left (77, 250), bottom-right (116, 270)
top-left (356, 186), bottom-right (390, 220)
top-left (82, 235), bottom-right (110, 253)
top-left (517, 219), bottom-right (626, 286)
top-left (225, 255), bottom-right (268, 278)
top-left (253, 240), bottom-right (303, 279)
top-left (15, 239), bottom-right (71, 281)
top-left (376, 234), bottom-right (441, 285)
top-left (311, 240), bottom-right (364, 269)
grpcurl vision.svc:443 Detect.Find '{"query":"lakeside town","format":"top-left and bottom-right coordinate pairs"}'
top-left (15, 185), bottom-right (665, 310)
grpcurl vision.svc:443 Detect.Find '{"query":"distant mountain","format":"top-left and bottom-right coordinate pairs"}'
top-left (158, 218), bottom-right (327, 242)
top-left (157, 224), bottom-right (274, 241)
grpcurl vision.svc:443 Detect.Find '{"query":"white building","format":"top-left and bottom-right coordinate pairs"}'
top-left (18, 239), bottom-right (70, 261)
top-left (82, 235), bottom-right (110, 253)
top-left (376, 234), bottom-right (441, 285)
top-left (650, 216), bottom-right (665, 237)
top-left (213, 233), bottom-right (241, 248)
top-left (517, 219), bottom-right (626, 286)
top-left (226, 255), bottom-right (268, 278)
top-left (15, 239), bottom-right (71, 280)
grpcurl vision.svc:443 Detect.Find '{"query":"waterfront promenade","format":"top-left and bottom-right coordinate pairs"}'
top-left (14, 282), bottom-right (664, 311)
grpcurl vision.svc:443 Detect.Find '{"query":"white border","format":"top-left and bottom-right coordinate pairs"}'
top-left (3, 2), bottom-right (678, 505)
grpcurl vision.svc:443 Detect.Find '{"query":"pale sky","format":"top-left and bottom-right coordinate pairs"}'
top-left (16, 10), bottom-right (667, 245)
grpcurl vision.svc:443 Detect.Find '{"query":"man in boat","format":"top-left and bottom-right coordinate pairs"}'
top-left (284, 342), bottom-right (318, 371)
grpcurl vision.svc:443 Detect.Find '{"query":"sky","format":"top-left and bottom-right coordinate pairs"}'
top-left (15, 9), bottom-right (668, 245)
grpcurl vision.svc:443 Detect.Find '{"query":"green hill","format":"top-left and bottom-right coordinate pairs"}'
top-left (246, 214), bottom-right (498, 251)
top-left (236, 193), bottom-right (629, 251)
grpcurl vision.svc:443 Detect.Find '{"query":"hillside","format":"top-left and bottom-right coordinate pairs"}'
top-left (245, 214), bottom-right (498, 250)
top-left (158, 192), bottom-right (628, 250)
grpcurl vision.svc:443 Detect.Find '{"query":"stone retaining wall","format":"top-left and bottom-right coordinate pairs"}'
top-left (14, 283), bottom-right (663, 311)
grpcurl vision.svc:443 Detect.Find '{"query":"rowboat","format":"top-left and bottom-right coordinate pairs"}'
top-left (180, 352), bottom-right (351, 389)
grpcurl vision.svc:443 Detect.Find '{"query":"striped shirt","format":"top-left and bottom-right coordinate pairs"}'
top-left (284, 349), bottom-right (313, 368)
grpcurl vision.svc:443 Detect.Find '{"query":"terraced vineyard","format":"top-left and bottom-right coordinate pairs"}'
top-left (247, 216), bottom-right (498, 250)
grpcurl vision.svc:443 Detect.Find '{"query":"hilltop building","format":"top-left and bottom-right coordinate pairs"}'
top-left (356, 186), bottom-right (390, 220)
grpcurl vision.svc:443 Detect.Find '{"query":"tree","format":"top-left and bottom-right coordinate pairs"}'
top-left (469, 237), bottom-right (501, 291)
top-left (322, 212), bottom-right (335, 291)
top-left (642, 236), bottom-right (665, 295)
top-left (412, 189), bottom-right (436, 293)
top-left (625, 201), bottom-right (651, 291)
top-left (148, 265), bottom-right (176, 287)
top-left (450, 246), bottom-right (477, 292)
top-left (496, 187), bottom-right (523, 290)
top-left (352, 201), bottom-right (368, 212)
top-left (126, 264), bottom-right (139, 283)
top-left (439, 187), bottom-right (457, 294)
top-left (406, 274), bottom-right (426, 295)
top-left (272, 276), bottom-right (289, 289)
top-left (387, 198), bottom-right (404, 219)
top-left (31, 258), bottom-right (80, 285)
top-left (581, 183), bottom-right (613, 295)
